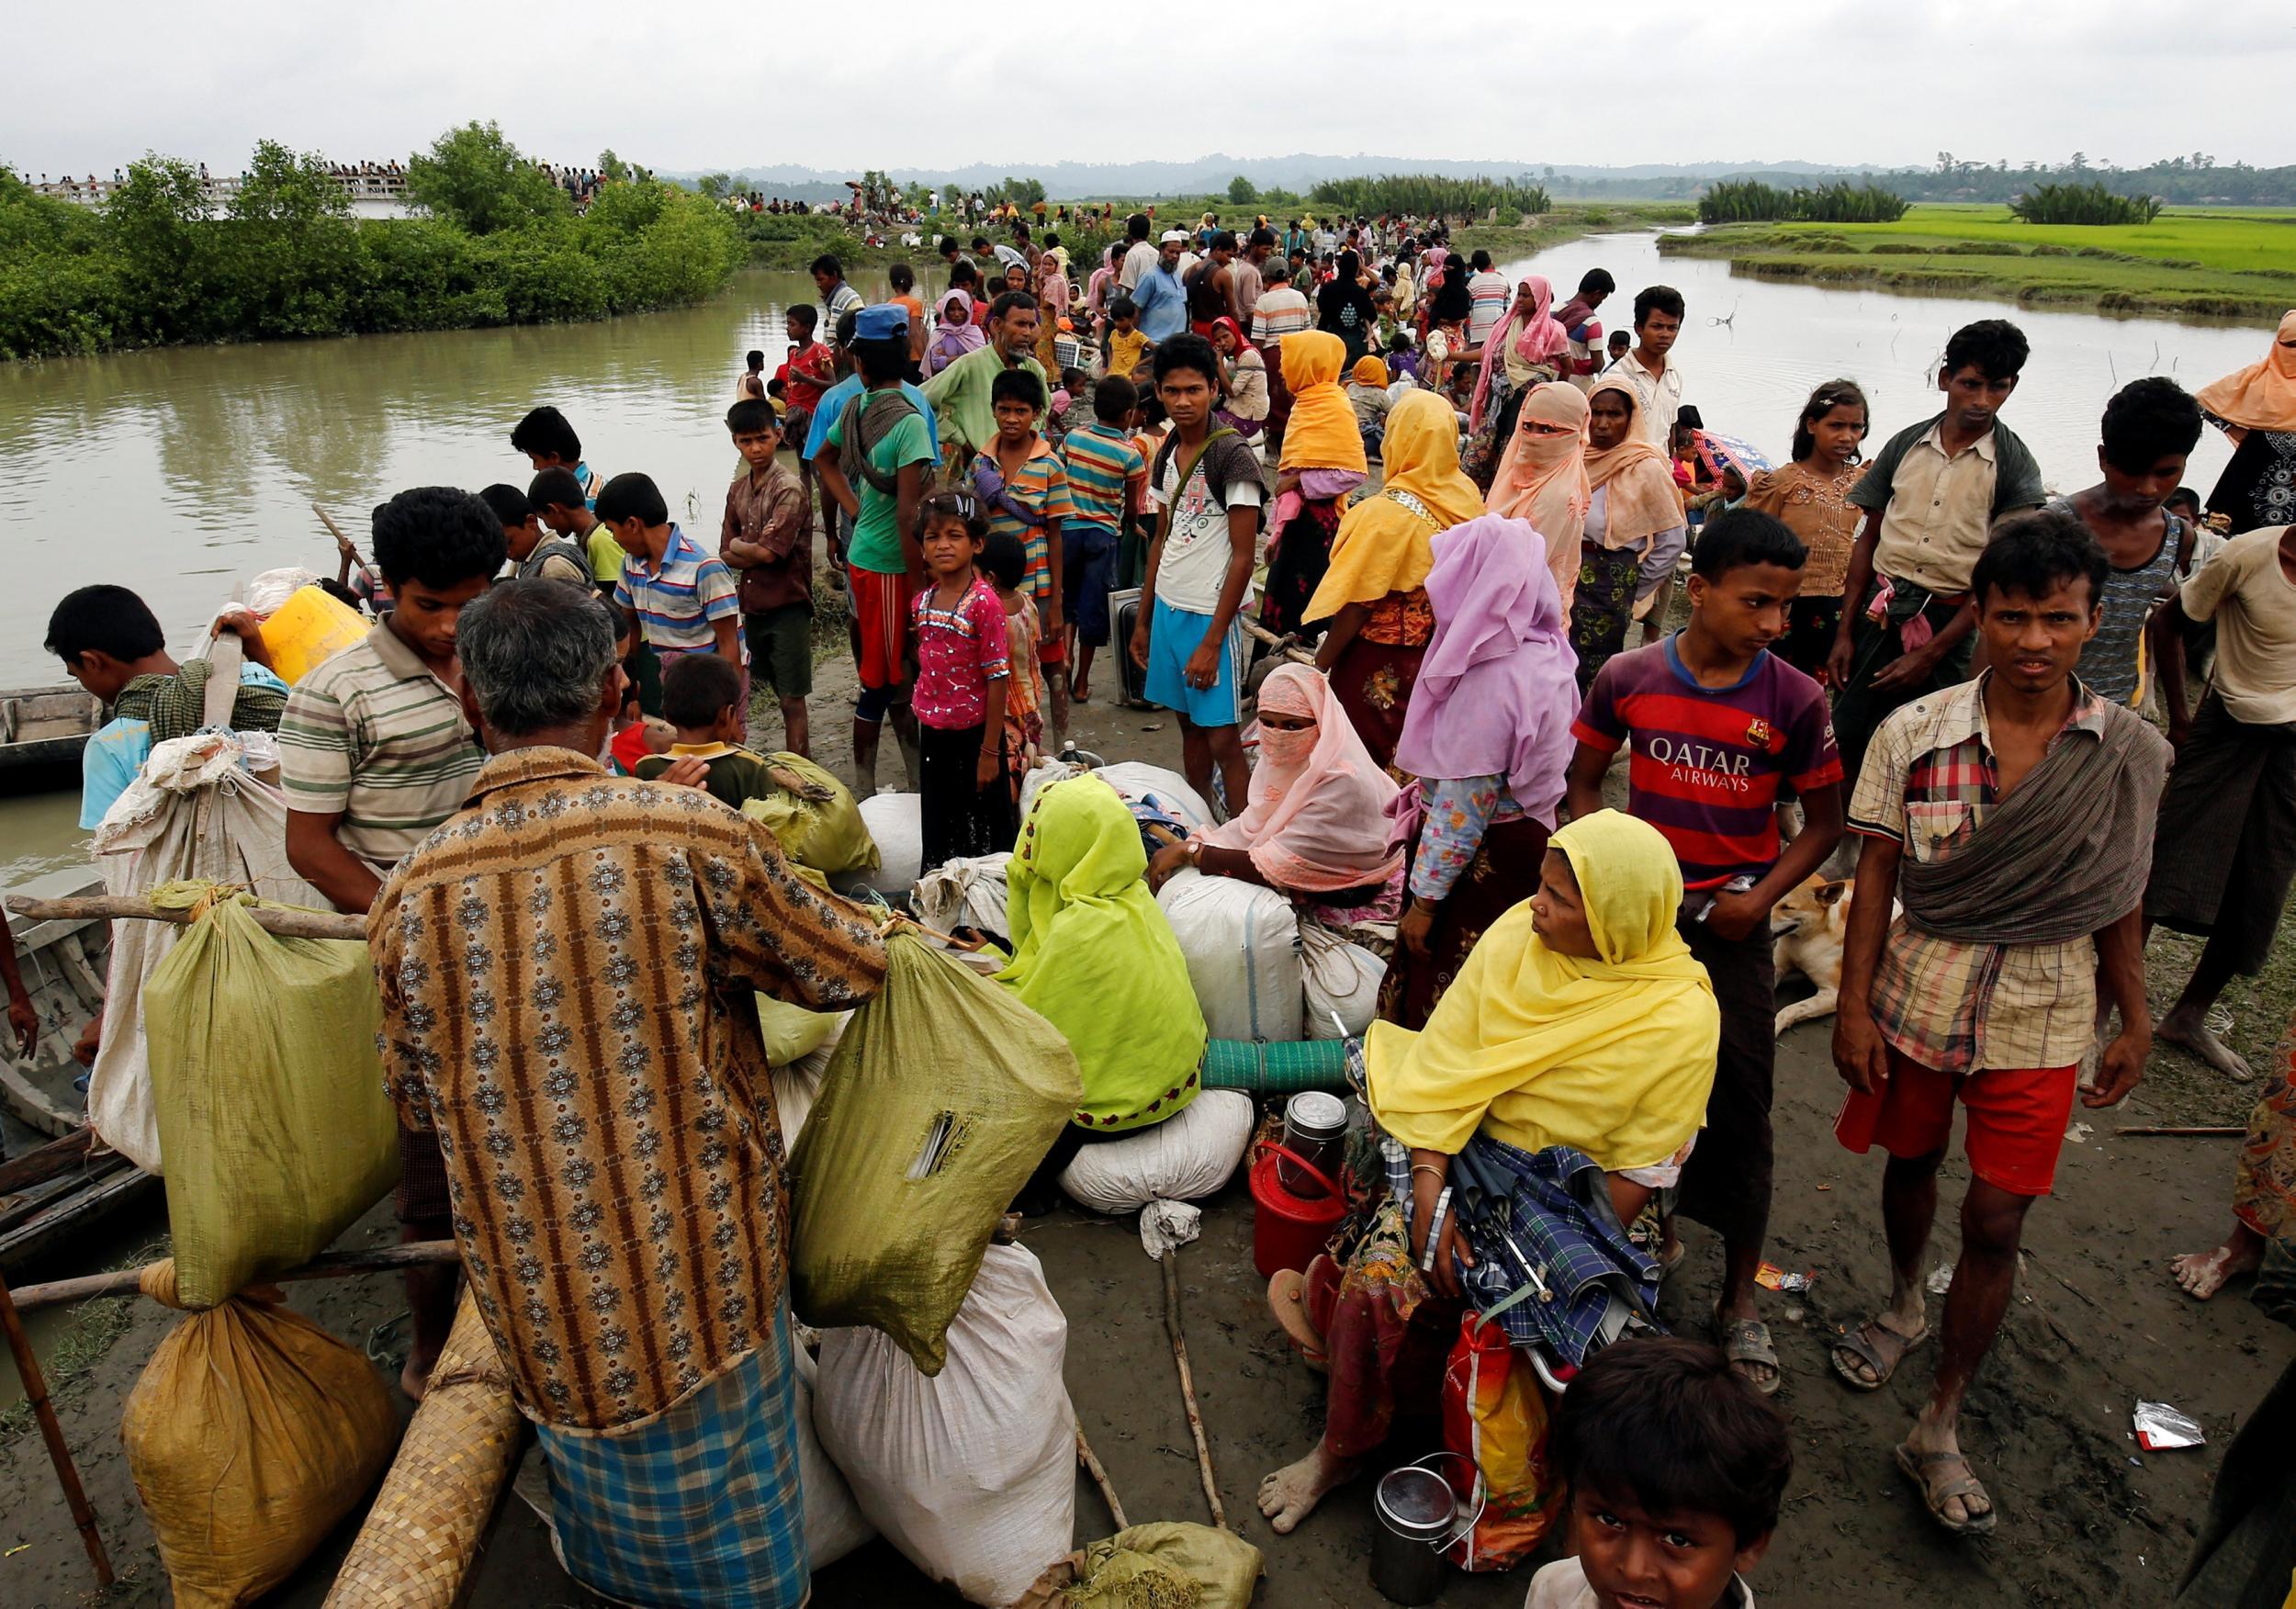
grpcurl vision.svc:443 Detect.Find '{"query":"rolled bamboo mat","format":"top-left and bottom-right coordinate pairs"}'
top-left (323, 1291), bottom-right (527, 1608)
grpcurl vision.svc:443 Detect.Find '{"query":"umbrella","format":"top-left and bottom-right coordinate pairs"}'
top-left (1692, 429), bottom-right (1773, 482)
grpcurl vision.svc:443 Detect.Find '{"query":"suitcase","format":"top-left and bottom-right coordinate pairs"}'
top-left (1109, 588), bottom-right (1154, 710)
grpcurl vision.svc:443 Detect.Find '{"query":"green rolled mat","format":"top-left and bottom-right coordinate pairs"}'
top-left (1201, 1037), bottom-right (1353, 1094)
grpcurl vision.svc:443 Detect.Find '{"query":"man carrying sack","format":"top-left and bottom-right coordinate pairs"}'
top-left (369, 579), bottom-right (888, 1606)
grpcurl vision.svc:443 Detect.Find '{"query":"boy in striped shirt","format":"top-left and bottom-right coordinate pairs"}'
top-left (977, 368), bottom-right (1075, 740)
top-left (1060, 375), bottom-right (1146, 703)
top-left (1566, 510), bottom-right (1844, 1399)
top-left (278, 483), bottom-right (504, 1401)
top-left (600, 471), bottom-right (744, 716)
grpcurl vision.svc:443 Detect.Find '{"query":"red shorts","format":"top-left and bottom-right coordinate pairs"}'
top-left (1835, 1048), bottom-right (2080, 1197)
top-left (849, 565), bottom-right (909, 690)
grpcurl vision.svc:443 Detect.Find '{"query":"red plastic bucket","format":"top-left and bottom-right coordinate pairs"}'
top-left (1251, 1142), bottom-right (1346, 1277)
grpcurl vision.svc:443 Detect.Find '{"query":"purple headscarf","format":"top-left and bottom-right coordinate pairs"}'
top-left (1390, 513), bottom-right (1581, 828)
top-left (925, 289), bottom-right (987, 377)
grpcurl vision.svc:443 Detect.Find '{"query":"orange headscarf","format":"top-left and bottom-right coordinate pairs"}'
top-left (1490, 383), bottom-right (1593, 606)
top-left (2194, 310), bottom-right (2296, 433)
top-left (1277, 331), bottom-right (1369, 475)
top-left (1582, 378), bottom-right (1681, 552)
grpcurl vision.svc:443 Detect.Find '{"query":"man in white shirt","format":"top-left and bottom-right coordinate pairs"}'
top-left (1605, 284), bottom-right (1687, 452)
top-left (1118, 212), bottom-right (1159, 291)
top-left (1465, 251), bottom-right (1512, 348)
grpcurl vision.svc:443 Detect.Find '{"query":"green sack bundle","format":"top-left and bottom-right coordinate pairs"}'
top-left (741, 752), bottom-right (880, 889)
top-left (788, 933), bottom-right (1082, 1374)
top-left (1065, 1523), bottom-right (1265, 1609)
top-left (146, 893), bottom-right (400, 1311)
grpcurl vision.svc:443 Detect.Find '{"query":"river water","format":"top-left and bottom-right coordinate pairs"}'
top-left (0, 241), bottom-right (2273, 874)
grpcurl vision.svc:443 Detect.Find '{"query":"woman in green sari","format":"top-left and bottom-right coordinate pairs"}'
top-left (998, 774), bottom-right (1209, 1210)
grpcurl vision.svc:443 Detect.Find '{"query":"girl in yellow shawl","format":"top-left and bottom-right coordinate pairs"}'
top-left (997, 775), bottom-right (1208, 1210)
top-left (1257, 810), bottom-right (1717, 1536)
top-left (1264, 331), bottom-right (1371, 636)
top-left (1301, 390), bottom-right (1487, 768)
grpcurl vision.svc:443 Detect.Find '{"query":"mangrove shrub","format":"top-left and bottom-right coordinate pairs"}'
top-left (1308, 174), bottom-right (1552, 218)
top-left (1699, 180), bottom-right (1909, 225)
top-left (0, 129), bottom-right (742, 360)
top-left (2009, 182), bottom-right (2165, 225)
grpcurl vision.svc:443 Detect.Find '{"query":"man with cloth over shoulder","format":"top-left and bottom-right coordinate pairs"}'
top-left (370, 579), bottom-right (887, 1606)
top-left (1826, 511), bottom-right (2167, 1538)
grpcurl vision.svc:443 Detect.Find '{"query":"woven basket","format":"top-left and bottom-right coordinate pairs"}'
top-left (323, 1290), bottom-right (526, 1608)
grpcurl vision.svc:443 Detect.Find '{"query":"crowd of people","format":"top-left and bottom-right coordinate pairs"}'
top-left (20, 202), bottom-right (2296, 1606)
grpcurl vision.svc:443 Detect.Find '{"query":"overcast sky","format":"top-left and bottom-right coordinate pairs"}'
top-left (7, 1), bottom-right (2291, 176)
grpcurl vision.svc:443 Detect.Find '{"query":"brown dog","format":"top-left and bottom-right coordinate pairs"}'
top-left (1769, 874), bottom-right (1896, 1036)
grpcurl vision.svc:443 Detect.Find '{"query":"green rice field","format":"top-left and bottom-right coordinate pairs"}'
top-left (1660, 203), bottom-right (2296, 321)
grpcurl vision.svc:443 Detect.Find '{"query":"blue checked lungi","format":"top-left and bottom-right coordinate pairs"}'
top-left (537, 1304), bottom-right (808, 1607)
top-left (1382, 1132), bottom-right (1661, 1367)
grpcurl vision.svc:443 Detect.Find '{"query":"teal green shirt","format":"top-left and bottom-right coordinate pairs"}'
top-left (825, 395), bottom-right (937, 575)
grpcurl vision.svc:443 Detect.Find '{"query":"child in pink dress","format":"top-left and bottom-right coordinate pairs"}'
top-left (909, 490), bottom-right (1016, 870)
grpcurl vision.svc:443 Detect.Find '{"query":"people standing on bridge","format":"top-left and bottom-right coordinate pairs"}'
top-left (1828, 512), bottom-right (2165, 1536)
top-left (1827, 320), bottom-right (2044, 793)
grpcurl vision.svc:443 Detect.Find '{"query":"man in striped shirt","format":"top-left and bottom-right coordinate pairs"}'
top-left (1060, 375), bottom-right (1147, 703)
top-left (1567, 511), bottom-right (1844, 1399)
top-left (600, 470), bottom-right (744, 716)
top-left (279, 482), bottom-right (503, 1399)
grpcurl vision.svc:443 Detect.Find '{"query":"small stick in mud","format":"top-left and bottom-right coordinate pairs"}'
top-left (1075, 1427), bottom-right (1128, 1531)
top-left (1161, 1249), bottom-right (1226, 1527)
top-left (2116, 1125), bottom-right (2244, 1138)
top-left (0, 1272), bottom-right (113, 1586)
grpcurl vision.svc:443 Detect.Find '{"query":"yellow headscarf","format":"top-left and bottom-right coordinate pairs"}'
top-left (996, 777), bottom-right (1207, 1131)
top-left (1352, 355), bottom-right (1390, 388)
top-left (1365, 809), bottom-right (1717, 1168)
top-left (2194, 309), bottom-right (2296, 433)
top-left (1305, 390), bottom-right (1486, 622)
top-left (1277, 331), bottom-right (1369, 476)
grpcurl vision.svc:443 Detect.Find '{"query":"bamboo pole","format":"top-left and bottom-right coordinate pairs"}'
top-left (1160, 1250), bottom-right (1225, 1528)
top-left (1237, 618), bottom-right (1318, 667)
top-left (0, 1271), bottom-right (113, 1586)
top-left (13, 1241), bottom-right (461, 1316)
top-left (5, 894), bottom-right (364, 943)
top-left (1074, 1427), bottom-right (1128, 1532)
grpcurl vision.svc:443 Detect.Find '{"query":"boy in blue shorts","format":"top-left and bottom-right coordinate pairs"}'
top-left (1131, 333), bottom-right (1262, 811)
top-left (1059, 375), bottom-right (1146, 704)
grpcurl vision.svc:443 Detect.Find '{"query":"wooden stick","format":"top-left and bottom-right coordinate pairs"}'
top-left (0, 1271), bottom-right (113, 1586)
top-left (1237, 618), bottom-right (1319, 667)
top-left (13, 1241), bottom-right (461, 1315)
top-left (5, 894), bottom-right (364, 943)
top-left (2116, 1125), bottom-right (2244, 1138)
top-left (1074, 1427), bottom-right (1128, 1532)
top-left (313, 501), bottom-right (366, 566)
top-left (1160, 1249), bottom-right (1225, 1528)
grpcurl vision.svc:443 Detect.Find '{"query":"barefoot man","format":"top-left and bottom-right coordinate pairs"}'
top-left (2143, 520), bottom-right (2296, 1083)
top-left (2174, 1006), bottom-right (2296, 1302)
top-left (1827, 512), bottom-right (2167, 1536)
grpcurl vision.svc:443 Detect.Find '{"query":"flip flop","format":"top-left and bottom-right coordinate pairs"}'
top-left (1267, 1269), bottom-right (1328, 1374)
top-left (1713, 1310), bottom-right (1782, 1396)
top-left (1830, 1314), bottom-right (1929, 1392)
top-left (1895, 1443), bottom-right (1998, 1536)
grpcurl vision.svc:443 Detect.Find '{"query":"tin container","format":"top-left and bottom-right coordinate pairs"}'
top-left (1278, 1090), bottom-right (1347, 1199)
top-left (1370, 1453), bottom-right (1479, 1604)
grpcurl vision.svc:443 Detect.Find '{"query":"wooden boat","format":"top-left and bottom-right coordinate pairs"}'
top-left (0, 684), bottom-right (102, 771)
top-left (2, 868), bottom-right (157, 1274)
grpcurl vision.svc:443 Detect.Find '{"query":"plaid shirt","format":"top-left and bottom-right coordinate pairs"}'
top-left (371, 748), bottom-right (887, 1429)
top-left (1848, 675), bottom-right (2110, 1074)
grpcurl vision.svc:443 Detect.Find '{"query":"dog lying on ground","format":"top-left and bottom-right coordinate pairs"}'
top-left (1770, 874), bottom-right (1897, 1035)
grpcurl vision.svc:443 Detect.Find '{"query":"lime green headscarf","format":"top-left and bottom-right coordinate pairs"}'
top-left (996, 776), bottom-right (1207, 1131)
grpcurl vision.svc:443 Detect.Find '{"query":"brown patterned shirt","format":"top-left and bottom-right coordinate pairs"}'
top-left (370, 748), bottom-right (888, 1430)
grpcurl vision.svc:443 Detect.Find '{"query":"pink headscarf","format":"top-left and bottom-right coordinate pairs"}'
top-left (926, 289), bottom-right (986, 376)
top-left (1199, 665), bottom-right (1402, 893)
top-left (1470, 276), bottom-right (1570, 430)
top-left (1391, 515), bottom-right (1580, 828)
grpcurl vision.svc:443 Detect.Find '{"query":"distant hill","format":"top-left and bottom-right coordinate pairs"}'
top-left (670, 154), bottom-right (1883, 203)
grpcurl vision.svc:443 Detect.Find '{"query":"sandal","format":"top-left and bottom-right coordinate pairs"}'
top-left (1830, 1314), bottom-right (1929, 1392)
top-left (1713, 1310), bottom-right (1782, 1396)
top-left (1894, 1443), bottom-right (1998, 1536)
top-left (1267, 1269), bottom-right (1328, 1374)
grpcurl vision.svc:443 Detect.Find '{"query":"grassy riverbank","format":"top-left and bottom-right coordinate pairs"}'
top-left (742, 198), bottom-right (1698, 273)
top-left (1659, 202), bottom-right (2296, 321)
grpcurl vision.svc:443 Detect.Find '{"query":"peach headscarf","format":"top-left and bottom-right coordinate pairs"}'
top-left (1198, 664), bottom-right (1401, 894)
top-left (1490, 383), bottom-right (1593, 606)
top-left (2195, 309), bottom-right (2296, 433)
top-left (1583, 377), bottom-right (1682, 552)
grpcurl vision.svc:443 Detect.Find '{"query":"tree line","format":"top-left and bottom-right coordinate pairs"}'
top-left (0, 122), bottom-right (742, 361)
top-left (1307, 174), bottom-right (1553, 219)
top-left (1698, 180), bottom-right (1910, 226)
